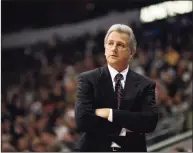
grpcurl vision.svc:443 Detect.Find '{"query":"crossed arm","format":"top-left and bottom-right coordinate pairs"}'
top-left (75, 74), bottom-right (158, 134)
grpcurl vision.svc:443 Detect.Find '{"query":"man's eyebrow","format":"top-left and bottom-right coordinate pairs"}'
top-left (108, 40), bottom-right (125, 44)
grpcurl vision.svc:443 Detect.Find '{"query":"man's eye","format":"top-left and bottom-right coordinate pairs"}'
top-left (108, 42), bottom-right (113, 45)
top-left (118, 43), bottom-right (124, 47)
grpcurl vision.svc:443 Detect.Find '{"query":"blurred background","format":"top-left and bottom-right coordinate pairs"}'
top-left (1, 0), bottom-right (192, 152)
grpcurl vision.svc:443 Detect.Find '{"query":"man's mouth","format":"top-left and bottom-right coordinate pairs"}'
top-left (110, 55), bottom-right (118, 57)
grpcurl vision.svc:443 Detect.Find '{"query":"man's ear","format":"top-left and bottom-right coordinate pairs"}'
top-left (104, 44), bottom-right (107, 55)
top-left (104, 50), bottom-right (107, 56)
top-left (104, 42), bottom-right (107, 49)
top-left (129, 50), bottom-right (136, 59)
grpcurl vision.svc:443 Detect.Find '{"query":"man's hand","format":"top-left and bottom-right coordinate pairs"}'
top-left (95, 108), bottom-right (110, 119)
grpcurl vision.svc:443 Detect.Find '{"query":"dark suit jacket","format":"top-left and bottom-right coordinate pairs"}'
top-left (74, 65), bottom-right (158, 152)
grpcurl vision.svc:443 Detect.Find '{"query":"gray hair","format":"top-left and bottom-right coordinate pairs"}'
top-left (104, 24), bottom-right (137, 53)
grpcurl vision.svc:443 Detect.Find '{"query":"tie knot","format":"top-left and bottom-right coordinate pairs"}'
top-left (114, 73), bottom-right (123, 82)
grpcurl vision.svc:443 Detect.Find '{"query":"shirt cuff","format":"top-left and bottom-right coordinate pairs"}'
top-left (108, 109), bottom-right (113, 122)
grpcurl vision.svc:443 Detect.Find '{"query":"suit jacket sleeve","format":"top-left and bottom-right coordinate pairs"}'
top-left (75, 73), bottom-right (121, 134)
top-left (112, 82), bottom-right (158, 133)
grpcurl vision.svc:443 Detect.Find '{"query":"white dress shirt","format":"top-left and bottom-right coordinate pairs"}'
top-left (107, 64), bottom-right (130, 148)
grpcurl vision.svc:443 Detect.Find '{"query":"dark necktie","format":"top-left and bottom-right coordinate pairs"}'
top-left (114, 73), bottom-right (124, 109)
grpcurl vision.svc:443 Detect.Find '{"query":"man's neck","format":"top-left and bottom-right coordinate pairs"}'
top-left (108, 63), bottom-right (128, 72)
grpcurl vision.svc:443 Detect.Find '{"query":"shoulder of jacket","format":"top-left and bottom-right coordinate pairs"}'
top-left (130, 70), bottom-right (155, 86)
top-left (78, 67), bottom-right (102, 80)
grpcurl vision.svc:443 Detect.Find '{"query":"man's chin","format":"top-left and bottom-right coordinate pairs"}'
top-left (108, 60), bottom-right (119, 65)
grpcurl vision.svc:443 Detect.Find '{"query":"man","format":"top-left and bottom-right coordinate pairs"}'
top-left (74, 24), bottom-right (158, 152)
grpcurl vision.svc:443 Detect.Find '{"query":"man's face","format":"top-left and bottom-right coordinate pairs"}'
top-left (105, 31), bottom-right (132, 66)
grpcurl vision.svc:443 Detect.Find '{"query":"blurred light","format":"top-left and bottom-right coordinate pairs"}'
top-left (140, 1), bottom-right (193, 23)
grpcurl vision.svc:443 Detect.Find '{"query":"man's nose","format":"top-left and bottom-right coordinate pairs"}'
top-left (112, 44), bottom-right (118, 52)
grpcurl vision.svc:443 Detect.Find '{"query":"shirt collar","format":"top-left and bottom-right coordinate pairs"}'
top-left (107, 64), bottom-right (129, 82)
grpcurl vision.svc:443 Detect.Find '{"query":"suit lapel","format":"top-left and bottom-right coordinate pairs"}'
top-left (98, 65), bottom-right (117, 108)
top-left (121, 69), bottom-right (140, 109)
